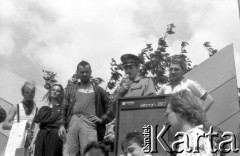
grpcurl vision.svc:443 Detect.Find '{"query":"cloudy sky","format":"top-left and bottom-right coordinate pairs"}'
top-left (0, 0), bottom-right (240, 90)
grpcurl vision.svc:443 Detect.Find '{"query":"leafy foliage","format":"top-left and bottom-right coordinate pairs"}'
top-left (203, 42), bottom-right (218, 57)
top-left (63, 24), bottom-right (217, 92)
top-left (66, 73), bottom-right (104, 87)
top-left (66, 73), bottom-right (78, 87)
top-left (42, 70), bottom-right (58, 90)
top-left (91, 77), bottom-right (104, 86)
top-left (106, 24), bottom-right (192, 91)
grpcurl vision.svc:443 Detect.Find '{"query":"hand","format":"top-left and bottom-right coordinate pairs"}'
top-left (89, 116), bottom-right (103, 124)
top-left (58, 125), bottom-right (66, 138)
top-left (119, 82), bottom-right (130, 95)
top-left (29, 142), bottom-right (35, 154)
top-left (104, 133), bottom-right (115, 142)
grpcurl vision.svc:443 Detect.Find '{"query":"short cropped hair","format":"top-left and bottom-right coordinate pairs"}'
top-left (169, 89), bottom-right (206, 125)
top-left (21, 81), bottom-right (36, 96)
top-left (77, 60), bottom-right (91, 71)
top-left (170, 56), bottom-right (187, 73)
top-left (121, 132), bottom-right (144, 151)
top-left (83, 141), bottom-right (108, 156)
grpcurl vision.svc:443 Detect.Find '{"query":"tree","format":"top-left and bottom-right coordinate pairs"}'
top-left (66, 73), bottom-right (104, 88)
top-left (106, 24), bottom-right (192, 92)
top-left (64, 24), bottom-right (216, 92)
top-left (203, 42), bottom-right (218, 57)
top-left (43, 67), bottom-right (105, 90)
top-left (42, 70), bottom-right (58, 90)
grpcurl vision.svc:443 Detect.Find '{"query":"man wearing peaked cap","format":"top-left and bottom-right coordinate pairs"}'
top-left (118, 53), bottom-right (155, 97)
top-left (120, 54), bottom-right (140, 66)
top-left (104, 53), bottom-right (156, 144)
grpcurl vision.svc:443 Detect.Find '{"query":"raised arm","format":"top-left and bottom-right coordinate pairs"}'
top-left (188, 79), bottom-right (214, 112)
top-left (201, 93), bottom-right (214, 112)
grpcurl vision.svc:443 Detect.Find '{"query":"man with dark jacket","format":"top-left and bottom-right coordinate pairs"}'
top-left (58, 61), bottom-right (114, 156)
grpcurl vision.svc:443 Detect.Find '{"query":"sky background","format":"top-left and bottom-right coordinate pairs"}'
top-left (0, 0), bottom-right (240, 90)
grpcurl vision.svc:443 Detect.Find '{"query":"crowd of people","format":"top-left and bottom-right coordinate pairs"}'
top-left (0, 53), bottom-right (238, 156)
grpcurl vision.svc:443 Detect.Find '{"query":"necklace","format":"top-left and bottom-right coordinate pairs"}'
top-left (22, 101), bottom-right (34, 115)
top-left (85, 85), bottom-right (91, 92)
top-left (79, 84), bottom-right (92, 93)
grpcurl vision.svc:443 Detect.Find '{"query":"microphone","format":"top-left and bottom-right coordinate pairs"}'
top-left (116, 74), bottom-right (129, 94)
top-left (124, 74), bottom-right (129, 83)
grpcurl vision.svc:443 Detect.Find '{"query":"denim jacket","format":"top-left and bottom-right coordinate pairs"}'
top-left (59, 83), bottom-right (114, 141)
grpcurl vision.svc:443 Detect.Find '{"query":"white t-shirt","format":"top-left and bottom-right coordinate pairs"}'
top-left (158, 79), bottom-right (207, 99)
top-left (175, 125), bottom-right (216, 156)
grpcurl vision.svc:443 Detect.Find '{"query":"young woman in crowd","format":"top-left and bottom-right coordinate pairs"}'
top-left (31, 84), bottom-right (64, 156)
top-left (2, 81), bottom-right (38, 156)
top-left (165, 89), bottom-right (217, 156)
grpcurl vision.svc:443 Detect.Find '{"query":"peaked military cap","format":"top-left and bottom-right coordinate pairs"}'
top-left (120, 54), bottom-right (140, 66)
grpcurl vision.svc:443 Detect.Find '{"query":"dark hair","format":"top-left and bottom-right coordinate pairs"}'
top-left (21, 81), bottom-right (36, 96)
top-left (83, 141), bottom-right (109, 156)
top-left (170, 56), bottom-right (187, 73)
top-left (169, 89), bottom-right (206, 126)
top-left (0, 106), bottom-right (7, 123)
top-left (42, 84), bottom-right (64, 104)
top-left (77, 60), bottom-right (91, 71)
top-left (121, 132), bottom-right (144, 151)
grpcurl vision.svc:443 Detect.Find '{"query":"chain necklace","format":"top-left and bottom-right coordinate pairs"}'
top-left (85, 85), bottom-right (92, 92)
top-left (22, 101), bottom-right (34, 115)
top-left (79, 84), bottom-right (92, 93)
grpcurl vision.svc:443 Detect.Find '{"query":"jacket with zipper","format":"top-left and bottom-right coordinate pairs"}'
top-left (59, 83), bottom-right (114, 141)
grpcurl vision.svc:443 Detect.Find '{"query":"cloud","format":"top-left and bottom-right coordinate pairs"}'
top-left (0, 0), bottom-right (239, 88)
top-left (0, 27), bottom-right (14, 55)
top-left (182, 0), bottom-right (240, 85)
top-left (0, 0), bottom-right (17, 21)
top-left (0, 0), bottom-right (146, 87)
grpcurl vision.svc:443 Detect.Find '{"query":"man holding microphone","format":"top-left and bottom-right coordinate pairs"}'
top-left (116, 53), bottom-right (156, 98)
top-left (104, 54), bottom-right (156, 148)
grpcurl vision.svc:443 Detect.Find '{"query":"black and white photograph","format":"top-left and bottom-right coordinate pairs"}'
top-left (0, 0), bottom-right (240, 156)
